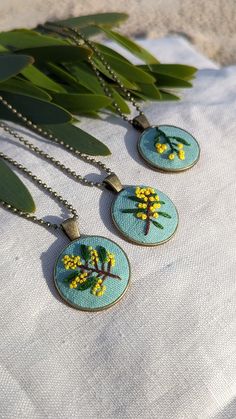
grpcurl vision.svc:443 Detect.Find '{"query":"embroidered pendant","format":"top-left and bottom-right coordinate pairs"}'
top-left (138, 125), bottom-right (200, 172)
top-left (54, 236), bottom-right (130, 311)
top-left (111, 185), bottom-right (178, 246)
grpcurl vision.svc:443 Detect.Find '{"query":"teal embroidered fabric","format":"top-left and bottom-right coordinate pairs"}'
top-left (54, 236), bottom-right (130, 311)
top-left (138, 125), bottom-right (200, 171)
top-left (112, 185), bottom-right (178, 245)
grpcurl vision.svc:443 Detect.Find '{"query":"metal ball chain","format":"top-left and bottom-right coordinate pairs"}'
top-left (0, 148), bottom-right (78, 230)
top-left (0, 97), bottom-right (112, 189)
top-left (44, 23), bottom-right (144, 125)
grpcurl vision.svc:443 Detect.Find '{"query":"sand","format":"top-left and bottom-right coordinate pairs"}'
top-left (0, 0), bottom-right (235, 65)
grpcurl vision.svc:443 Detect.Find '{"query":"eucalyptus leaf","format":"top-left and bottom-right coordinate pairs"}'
top-left (133, 83), bottom-right (161, 100)
top-left (159, 91), bottom-right (180, 101)
top-left (0, 159), bottom-right (35, 212)
top-left (100, 28), bottom-right (159, 64)
top-left (47, 63), bottom-right (84, 90)
top-left (92, 57), bottom-right (138, 90)
top-left (0, 78), bottom-right (52, 100)
top-left (16, 45), bottom-right (91, 63)
top-left (51, 93), bottom-right (112, 113)
top-left (0, 54), bottom-right (34, 82)
top-left (0, 92), bottom-right (72, 124)
top-left (64, 63), bottom-right (104, 94)
top-left (54, 13), bottom-right (128, 29)
top-left (95, 43), bottom-right (131, 63)
top-left (0, 29), bottom-right (67, 50)
top-left (22, 64), bottom-right (67, 92)
top-left (94, 53), bottom-right (155, 84)
top-left (154, 74), bottom-right (192, 88)
top-left (139, 64), bottom-right (197, 81)
top-left (41, 123), bottom-right (111, 156)
top-left (109, 87), bottom-right (130, 114)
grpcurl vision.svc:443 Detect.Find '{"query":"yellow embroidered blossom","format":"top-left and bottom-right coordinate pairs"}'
top-left (168, 153), bottom-right (175, 160)
top-left (177, 143), bottom-right (183, 149)
top-left (89, 247), bottom-right (99, 265)
top-left (62, 255), bottom-right (82, 270)
top-left (91, 279), bottom-right (107, 297)
top-left (155, 142), bottom-right (168, 154)
top-left (153, 212), bottom-right (159, 219)
top-left (106, 252), bottom-right (116, 267)
top-left (153, 202), bottom-right (161, 209)
top-left (69, 272), bottom-right (88, 289)
top-left (178, 150), bottom-right (185, 160)
top-left (138, 203), bottom-right (147, 209)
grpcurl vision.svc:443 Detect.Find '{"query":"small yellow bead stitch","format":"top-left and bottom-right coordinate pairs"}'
top-left (168, 153), bottom-right (175, 160)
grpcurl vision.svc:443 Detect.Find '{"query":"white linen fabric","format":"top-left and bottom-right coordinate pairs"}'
top-left (0, 36), bottom-right (236, 419)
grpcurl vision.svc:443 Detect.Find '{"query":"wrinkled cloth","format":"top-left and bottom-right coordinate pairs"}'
top-left (0, 36), bottom-right (236, 419)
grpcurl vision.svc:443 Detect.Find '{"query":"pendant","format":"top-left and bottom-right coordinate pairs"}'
top-left (111, 185), bottom-right (178, 246)
top-left (54, 222), bottom-right (130, 311)
top-left (138, 125), bottom-right (200, 172)
top-left (133, 115), bottom-right (200, 172)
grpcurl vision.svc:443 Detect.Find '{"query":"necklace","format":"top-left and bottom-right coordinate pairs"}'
top-left (0, 101), bottom-right (179, 246)
top-left (0, 137), bottom-right (130, 312)
top-left (42, 23), bottom-right (200, 173)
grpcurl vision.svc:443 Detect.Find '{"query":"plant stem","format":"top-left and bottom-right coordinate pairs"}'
top-left (145, 202), bottom-right (151, 236)
top-left (79, 264), bottom-right (121, 280)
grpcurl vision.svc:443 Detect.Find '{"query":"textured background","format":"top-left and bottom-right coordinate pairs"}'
top-left (0, 0), bottom-right (236, 64)
top-left (0, 35), bottom-right (236, 418)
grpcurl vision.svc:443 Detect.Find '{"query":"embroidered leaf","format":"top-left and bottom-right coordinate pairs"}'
top-left (122, 209), bottom-right (141, 213)
top-left (77, 276), bottom-right (96, 291)
top-left (172, 137), bottom-right (191, 146)
top-left (128, 196), bottom-right (143, 203)
top-left (98, 246), bottom-right (107, 263)
top-left (151, 220), bottom-right (164, 229)
top-left (64, 272), bottom-right (79, 282)
top-left (80, 244), bottom-right (90, 262)
top-left (157, 211), bottom-right (172, 218)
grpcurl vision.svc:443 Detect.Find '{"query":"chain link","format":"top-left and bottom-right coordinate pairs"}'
top-left (0, 97), bottom-right (112, 188)
top-left (44, 23), bottom-right (144, 125)
top-left (0, 144), bottom-right (78, 230)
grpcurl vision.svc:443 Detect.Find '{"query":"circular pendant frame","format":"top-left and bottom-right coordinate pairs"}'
top-left (138, 125), bottom-right (200, 172)
top-left (54, 235), bottom-right (131, 312)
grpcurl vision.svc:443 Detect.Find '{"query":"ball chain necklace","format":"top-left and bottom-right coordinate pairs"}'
top-left (0, 97), bottom-right (179, 246)
top-left (0, 129), bottom-right (131, 312)
top-left (43, 23), bottom-right (201, 173)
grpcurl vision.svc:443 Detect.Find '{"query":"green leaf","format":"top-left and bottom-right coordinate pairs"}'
top-left (133, 83), bottom-right (161, 100)
top-left (95, 43), bottom-right (131, 63)
top-left (139, 64), bottom-right (197, 80)
top-left (0, 53), bottom-right (34, 82)
top-left (109, 87), bottom-right (130, 114)
top-left (98, 246), bottom-right (107, 263)
top-left (65, 62), bottom-right (104, 94)
top-left (41, 123), bottom-right (111, 156)
top-left (54, 13), bottom-right (128, 29)
top-left (122, 209), bottom-right (140, 213)
top-left (64, 272), bottom-right (79, 282)
top-left (154, 74), bottom-right (192, 88)
top-left (16, 45), bottom-right (91, 63)
top-left (0, 159), bottom-right (35, 212)
top-left (157, 211), bottom-right (172, 218)
top-left (92, 57), bottom-right (138, 90)
top-left (51, 93), bottom-right (111, 113)
top-left (47, 63), bottom-right (84, 90)
top-left (80, 244), bottom-right (90, 261)
top-left (0, 78), bottom-right (52, 100)
top-left (0, 92), bottom-right (72, 124)
top-left (0, 29), bottom-right (67, 50)
top-left (76, 276), bottom-right (96, 291)
top-left (100, 28), bottom-right (159, 64)
top-left (151, 220), bottom-right (164, 229)
top-left (128, 196), bottom-right (143, 203)
top-left (94, 53), bottom-right (155, 84)
top-left (159, 91), bottom-right (180, 101)
top-left (22, 64), bottom-right (66, 92)
top-left (171, 137), bottom-right (190, 146)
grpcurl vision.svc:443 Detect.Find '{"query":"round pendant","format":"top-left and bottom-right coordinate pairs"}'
top-left (112, 185), bottom-right (178, 246)
top-left (54, 236), bottom-right (130, 312)
top-left (138, 125), bottom-right (200, 172)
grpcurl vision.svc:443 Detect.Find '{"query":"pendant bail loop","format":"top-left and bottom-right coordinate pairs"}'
top-left (104, 173), bottom-right (123, 193)
top-left (133, 114), bottom-right (150, 131)
top-left (61, 217), bottom-right (80, 241)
